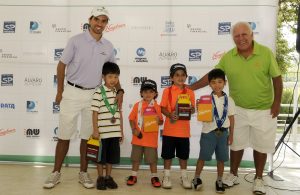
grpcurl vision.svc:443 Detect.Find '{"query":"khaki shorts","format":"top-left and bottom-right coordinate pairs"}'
top-left (230, 106), bottom-right (277, 153)
top-left (131, 145), bottom-right (158, 164)
top-left (58, 84), bottom-right (95, 140)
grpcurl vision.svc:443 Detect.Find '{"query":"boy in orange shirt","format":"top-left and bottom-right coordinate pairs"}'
top-left (160, 63), bottom-right (195, 189)
top-left (127, 79), bottom-right (164, 187)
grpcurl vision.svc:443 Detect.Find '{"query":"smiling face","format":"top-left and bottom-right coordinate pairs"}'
top-left (209, 78), bottom-right (226, 97)
top-left (141, 89), bottom-right (157, 103)
top-left (89, 15), bottom-right (108, 36)
top-left (171, 69), bottom-right (187, 88)
top-left (232, 23), bottom-right (253, 54)
top-left (103, 73), bottom-right (119, 89)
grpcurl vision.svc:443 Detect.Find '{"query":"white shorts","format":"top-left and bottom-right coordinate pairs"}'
top-left (58, 84), bottom-right (95, 140)
top-left (230, 106), bottom-right (277, 153)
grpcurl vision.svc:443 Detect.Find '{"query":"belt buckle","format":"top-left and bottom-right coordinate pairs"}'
top-left (215, 128), bottom-right (223, 137)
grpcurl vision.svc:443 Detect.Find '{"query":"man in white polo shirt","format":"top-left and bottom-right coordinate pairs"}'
top-left (43, 7), bottom-right (124, 189)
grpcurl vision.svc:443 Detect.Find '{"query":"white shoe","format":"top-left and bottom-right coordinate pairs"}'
top-left (253, 178), bottom-right (266, 194)
top-left (162, 176), bottom-right (172, 189)
top-left (180, 175), bottom-right (192, 189)
top-left (223, 173), bottom-right (239, 187)
top-left (78, 172), bottom-right (94, 189)
top-left (43, 171), bottom-right (61, 189)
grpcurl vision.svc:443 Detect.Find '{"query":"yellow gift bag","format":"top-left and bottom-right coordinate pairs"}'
top-left (143, 107), bottom-right (158, 133)
top-left (197, 95), bottom-right (213, 122)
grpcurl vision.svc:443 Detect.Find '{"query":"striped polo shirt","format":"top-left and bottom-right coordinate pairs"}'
top-left (91, 85), bottom-right (121, 139)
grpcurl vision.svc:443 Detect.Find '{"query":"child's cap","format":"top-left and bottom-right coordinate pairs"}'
top-left (91, 7), bottom-right (110, 19)
top-left (170, 63), bottom-right (187, 76)
top-left (140, 79), bottom-right (157, 93)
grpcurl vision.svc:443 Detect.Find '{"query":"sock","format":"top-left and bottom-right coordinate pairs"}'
top-left (164, 169), bottom-right (170, 177)
top-left (217, 176), bottom-right (222, 182)
top-left (151, 173), bottom-right (158, 178)
top-left (181, 169), bottom-right (187, 177)
top-left (131, 171), bottom-right (137, 177)
top-left (194, 174), bottom-right (200, 180)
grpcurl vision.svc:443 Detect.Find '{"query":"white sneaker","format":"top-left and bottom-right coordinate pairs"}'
top-left (162, 176), bottom-right (172, 189)
top-left (43, 171), bottom-right (61, 189)
top-left (253, 178), bottom-right (266, 194)
top-left (180, 175), bottom-right (192, 189)
top-left (78, 171), bottom-right (94, 189)
top-left (223, 173), bottom-right (239, 187)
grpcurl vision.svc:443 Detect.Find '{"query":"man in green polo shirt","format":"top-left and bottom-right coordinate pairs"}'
top-left (190, 22), bottom-right (282, 195)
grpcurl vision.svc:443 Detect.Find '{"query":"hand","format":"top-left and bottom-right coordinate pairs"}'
top-left (271, 101), bottom-right (281, 118)
top-left (55, 92), bottom-right (63, 104)
top-left (92, 131), bottom-right (100, 139)
top-left (170, 111), bottom-right (178, 121)
top-left (190, 106), bottom-right (195, 114)
top-left (227, 134), bottom-right (233, 145)
top-left (115, 91), bottom-right (124, 109)
top-left (119, 133), bottom-right (124, 144)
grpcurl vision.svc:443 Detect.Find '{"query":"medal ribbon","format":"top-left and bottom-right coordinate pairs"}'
top-left (211, 92), bottom-right (228, 129)
top-left (100, 86), bottom-right (117, 117)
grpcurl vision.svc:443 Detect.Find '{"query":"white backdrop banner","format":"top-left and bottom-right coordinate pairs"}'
top-left (0, 0), bottom-right (278, 164)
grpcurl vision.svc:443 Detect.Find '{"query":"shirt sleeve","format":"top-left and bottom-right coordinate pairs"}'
top-left (60, 37), bottom-right (75, 65)
top-left (91, 88), bottom-right (101, 112)
top-left (128, 102), bottom-right (138, 120)
top-left (160, 88), bottom-right (169, 108)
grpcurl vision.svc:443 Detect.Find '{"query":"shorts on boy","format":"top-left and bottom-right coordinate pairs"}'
top-left (131, 145), bottom-right (158, 164)
top-left (199, 129), bottom-right (229, 161)
top-left (98, 137), bottom-right (120, 164)
top-left (161, 136), bottom-right (190, 160)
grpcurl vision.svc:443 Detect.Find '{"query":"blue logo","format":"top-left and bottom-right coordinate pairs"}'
top-left (1, 74), bottom-right (13, 86)
top-left (54, 48), bottom-right (64, 61)
top-left (30, 21), bottom-right (39, 31)
top-left (218, 22), bottom-right (231, 35)
top-left (188, 76), bottom-right (198, 85)
top-left (0, 103), bottom-right (15, 109)
top-left (248, 22), bottom-right (256, 30)
top-left (189, 49), bottom-right (202, 61)
top-left (161, 76), bottom-right (171, 88)
top-left (53, 102), bottom-right (60, 113)
top-left (3, 21), bottom-right (16, 33)
top-left (27, 101), bottom-right (38, 112)
top-left (136, 48), bottom-right (146, 57)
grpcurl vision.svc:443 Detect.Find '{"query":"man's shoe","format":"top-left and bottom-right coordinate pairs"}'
top-left (151, 177), bottom-right (161, 187)
top-left (43, 171), bottom-right (61, 189)
top-left (96, 176), bottom-right (106, 190)
top-left (105, 176), bottom-right (118, 189)
top-left (127, 176), bottom-right (137, 186)
top-left (79, 171), bottom-right (94, 189)
top-left (192, 177), bottom-right (203, 191)
top-left (180, 175), bottom-right (192, 189)
top-left (215, 181), bottom-right (225, 193)
top-left (162, 176), bottom-right (172, 189)
top-left (253, 178), bottom-right (266, 194)
top-left (223, 173), bottom-right (239, 187)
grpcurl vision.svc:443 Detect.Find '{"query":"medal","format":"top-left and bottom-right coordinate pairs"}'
top-left (215, 128), bottom-right (223, 137)
top-left (110, 116), bottom-right (116, 124)
top-left (212, 92), bottom-right (228, 137)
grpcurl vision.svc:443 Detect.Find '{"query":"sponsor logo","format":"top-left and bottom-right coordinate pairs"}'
top-left (189, 49), bottom-right (202, 61)
top-left (24, 128), bottom-right (40, 138)
top-left (161, 21), bottom-right (176, 36)
top-left (105, 24), bottom-right (126, 32)
top-left (218, 22), bottom-right (231, 35)
top-left (248, 22), bottom-right (259, 34)
top-left (186, 24), bottom-right (207, 33)
top-left (3, 21), bottom-right (16, 33)
top-left (161, 76), bottom-right (171, 88)
top-left (27, 101), bottom-right (38, 112)
top-left (130, 25), bottom-right (152, 30)
top-left (53, 75), bottom-right (57, 87)
top-left (132, 76), bottom-right (147, 86)
top-left (81, 23), bottom-right (89, 32)
top-left (158, 51), bottom-right (177, 61)
top-left (212, 51), bottom-right (226, 60)
top-left (114, 48), bottom-right (120, 61)
top-left (29, 21), bottom-right (41, 33)
top-left (134, 48), bottom-right (148, 63)
top-left (53, 127), bottom-right (58, 141)
top-left (24, 77), bottom-right (42, 86)
top-left (0, 128), bottom-right (16, 136)
top-left (51, 24), bottom-right (71, 33)
top-left (188, 76), bottom-right (198, 85)
top-left (53, 102), bottom-right (60, 113)
top-left (1, 74), bottom-right (13, 86)
top-left (54, 48), bottom-right (63, 61)
top-left (0, 103), bottom-right (15, 109)
top-left (0, 48), bottom-right (18, 59)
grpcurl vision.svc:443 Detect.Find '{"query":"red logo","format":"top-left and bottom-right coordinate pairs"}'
top-left (105, 24), bottom-right (126, 32)
top-left (212, 51), bottom-right (226, 60)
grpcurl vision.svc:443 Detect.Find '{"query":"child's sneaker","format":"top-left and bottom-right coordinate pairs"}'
top-left (96, 176), bottom-right (106, 190)
top-left (151, 177), bottom-right (161, 188)
top-left (127, 176), bottom-right (137, 186)
top-left (192, 177), bottom-right (202, 191)
top-left (215, 181), bottom-right (225, 193)
top-left (43, 171), bottom-right (61, 189)
top-left (105, 176), bottom-right (118, 189)
top-left (162, 176), bottom-right (172, 189)
top-left (180, 175), bottom-right (192, 189)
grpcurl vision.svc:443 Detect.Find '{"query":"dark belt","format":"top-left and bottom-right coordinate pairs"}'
top-left (214, 127), bottom-right (227, 132)
top-left (67, 81), bottom-right (94, 90)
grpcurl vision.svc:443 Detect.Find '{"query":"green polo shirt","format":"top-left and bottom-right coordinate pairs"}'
top-left (215, 41), bottom-right (281, 110)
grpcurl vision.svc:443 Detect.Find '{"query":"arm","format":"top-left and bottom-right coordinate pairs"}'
top-left (271, 76), bottom-right (283, 118)
top-left (228, 115), bottom-right (234, 145)
top-left (189, 73), bottom-right (209, 91)
top-left (129, 120), bottom-right (140, 137)
top-left (115, 81), bottom-right (124, 109)
top-left (55, 61), bottom-right (66, 104)
top-left (119, 110), bottom-right (124, 143)
top-left (92, 111), bottom-right (100, 139)
top-left (161, 106), bottom-right (178, 121)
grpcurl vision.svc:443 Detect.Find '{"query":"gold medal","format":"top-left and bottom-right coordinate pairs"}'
top-left (110, 116), bottom-right (116, 124)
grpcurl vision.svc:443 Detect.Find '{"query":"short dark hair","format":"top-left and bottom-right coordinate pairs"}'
top-left (208, 69), bottom-right (225, 82)
top-left (102, 62), bottom-right (120, 75)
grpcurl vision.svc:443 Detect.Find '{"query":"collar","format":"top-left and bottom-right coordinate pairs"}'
top-left (102, 84), bottom-right (116, 93)
top-left (85, 30), bottom-right (104, 44)
top-left (233, 40), bottom-right (260, 56)
top-left (171, 84), bottom-right (186, 91)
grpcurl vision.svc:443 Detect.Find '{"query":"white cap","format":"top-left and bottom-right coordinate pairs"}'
top-left (91, 7), bottom-right (110, 19)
